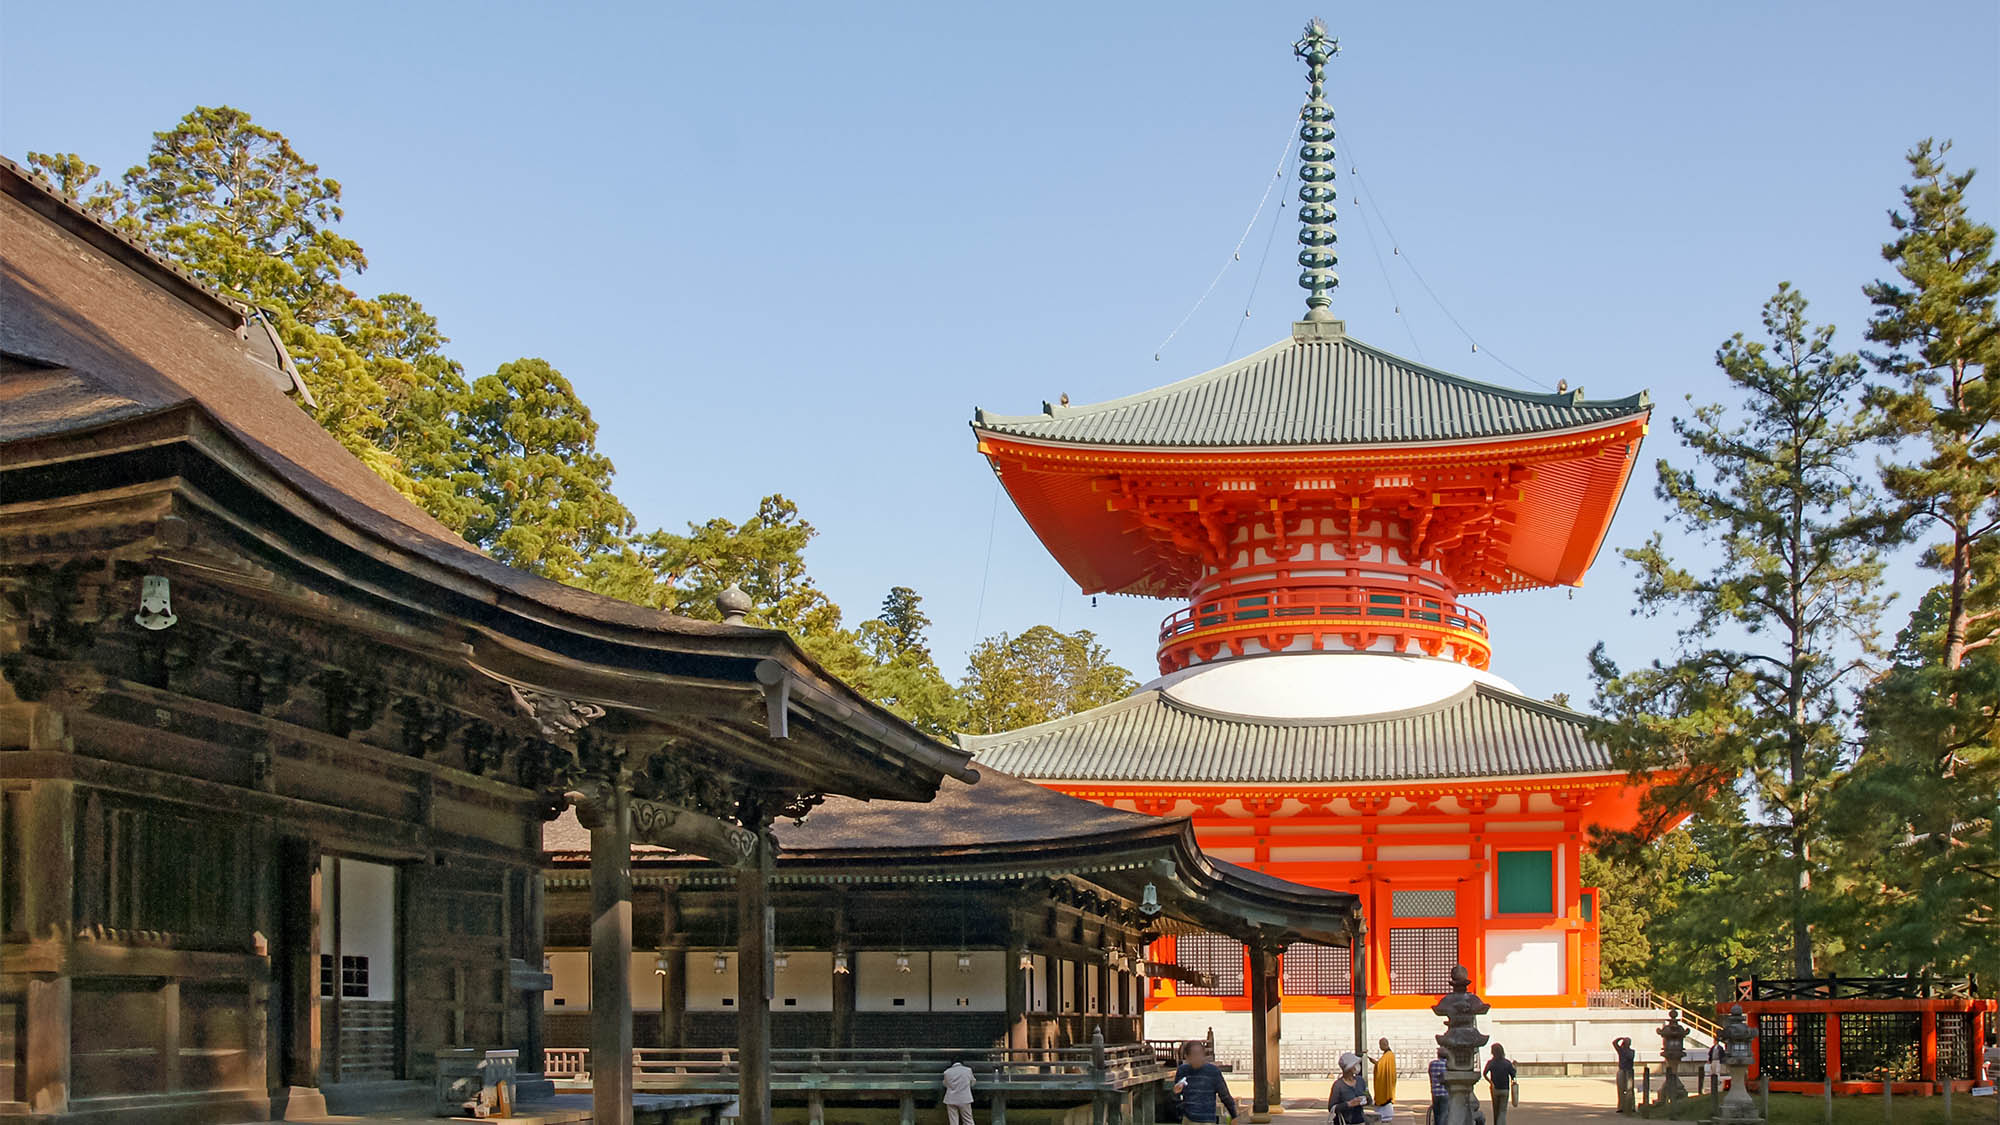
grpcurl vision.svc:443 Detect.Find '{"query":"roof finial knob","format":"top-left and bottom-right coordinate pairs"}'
top-left (717, 582), bottom-right (753, 626)
top-left (1293, 18), bottom-right (1340, 322)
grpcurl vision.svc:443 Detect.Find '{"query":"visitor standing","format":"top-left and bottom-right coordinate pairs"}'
top-left (942, 1059), bottom-right (975, 1125)
top-left (1613, 1037), bottom-right (1636, 1115)
top-left (1481, 1045), bottom-right (1515, 1125)
top-left (1174, 1041), bottom-right (1240, 1125)
top-left (1373, 1037), bottom-right (1397, 1119)
top-left (1328, 1053), bottom-right (1370, 1124)
top-left (1429, 1048), bottom-right (1449, 1125)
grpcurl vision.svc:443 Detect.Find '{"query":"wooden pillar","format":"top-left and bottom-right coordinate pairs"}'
top-left (830, 898), bottom-right (854, 1049)
top-left (1350, 915), bottom-right (1368, 1057)
top-left (736, 834), bottom-right (775, 1125)
top-left (1259, 943), bottom-right (1283, 1112)
top-left (659, 889), bottom-right (686, 1050)
top-left (23, 780), bottom-right (74, 1115)
top-left (523, 871), bottom-right (547, 1075)
top-left (324, 856), bottom-right (342, 1084)
top-left (275, 835), bottom-right (321, 1092)
top-left (1247, 944), bottom-right (1274, 1121)
top-left (1000, 940), bottom-right (1032, 1048)
top-left (1824, 1012), bottom-right (1842, 1085)
top-left (590, 785), bottom-right (634, 1125)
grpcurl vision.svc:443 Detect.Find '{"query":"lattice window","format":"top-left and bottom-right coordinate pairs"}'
top-left (1756, 1013), bottom-right (1825, 1082)
top-left (341, 955), bottom-right (370, 998)
top-left (1392, 890), bottom-right (1455, 918)
top-left (1838, 1012), bottom-right (1921, 1081)
top-left (1281, 942), bottom-right (1351, 996)
top-left (1936, 1013), bottom-right (1974, 1081)
top-left (1387, 928), bottom-right (1457, 995)
top-left (1172, 933), bottom-right (1244, 997)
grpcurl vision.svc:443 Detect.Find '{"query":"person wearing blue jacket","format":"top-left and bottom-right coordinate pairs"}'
top-left (1173, 1042), bottom-right (1240, 1124)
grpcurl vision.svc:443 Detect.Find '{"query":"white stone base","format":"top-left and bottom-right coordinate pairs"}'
top-left (1145, 1008), bottom-right (1707, 1077)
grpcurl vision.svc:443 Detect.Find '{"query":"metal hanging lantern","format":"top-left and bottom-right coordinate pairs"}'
top-left (135, 574), bottom-right (177, 631)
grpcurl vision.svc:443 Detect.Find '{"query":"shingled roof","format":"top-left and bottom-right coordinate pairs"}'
top-left (972, 329), bottom-right (1648, 449)
top-left (959, 681), bottom-right (1615, 785)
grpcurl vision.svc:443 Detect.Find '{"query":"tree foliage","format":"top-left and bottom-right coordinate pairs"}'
top-left (958, 626), bottom-right (1138, 734)
top-left (18, 107), bottom-right (1141, 745)
top-left (1592, 285), bottom-right (1885, 977)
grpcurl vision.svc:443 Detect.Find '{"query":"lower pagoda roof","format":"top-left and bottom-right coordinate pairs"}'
top-left (958, 679), bottom-right (1615, 786)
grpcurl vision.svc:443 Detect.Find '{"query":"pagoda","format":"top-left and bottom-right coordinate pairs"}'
top-left (962, 20), bottom-right (1660, 1046)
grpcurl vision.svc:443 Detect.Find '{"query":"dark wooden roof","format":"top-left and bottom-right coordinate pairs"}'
top-left (545, 769), bottom-right (1361, 946)
top-left (1, 159), bottom-right (972, 802)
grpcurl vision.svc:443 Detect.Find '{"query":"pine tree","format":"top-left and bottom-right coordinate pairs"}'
top-left (1864, 139), bottom-right (2000, 671)
top-left (1591, 285), bottom-right (1885, 977)
top-left (457, 358), bottom-right (635, 581)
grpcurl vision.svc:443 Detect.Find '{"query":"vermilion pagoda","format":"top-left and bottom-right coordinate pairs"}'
top-left (964, 21), bottom-right (1659, 1040)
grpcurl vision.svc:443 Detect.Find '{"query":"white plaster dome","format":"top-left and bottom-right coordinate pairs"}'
top-left (1142, 651), bottom-right (1522, 721)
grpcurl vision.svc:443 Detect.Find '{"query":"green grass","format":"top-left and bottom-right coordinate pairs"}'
top-left (1643, 1089), bottom-right (1998, 1123)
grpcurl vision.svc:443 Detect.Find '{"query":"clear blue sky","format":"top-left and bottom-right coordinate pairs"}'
top-left (6, 2), bottom-right (1995, 702)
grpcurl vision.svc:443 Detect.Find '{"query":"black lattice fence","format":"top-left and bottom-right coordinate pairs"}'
top-left (1756, 1013), bottom-right (1826, 1083)
top-left (1837, 1012), bottom-right (1922, 1082)
top-left (1281, 942), bottom-right (1351, 996)
top-left (1935, 1013), bottom-right (1975, 1081)
top-left (1387, 927), bottom-right (1457, 995)
top-left (1172, 933), bottom-right (1245, 997)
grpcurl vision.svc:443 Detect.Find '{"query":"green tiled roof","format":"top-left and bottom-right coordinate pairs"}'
top-left (972, 329), bottom-right (1648, 448)
top-left (958, 682), bottom-right (1614, 784)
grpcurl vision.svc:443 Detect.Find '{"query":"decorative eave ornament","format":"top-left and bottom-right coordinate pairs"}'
top-left (1293, 18), bottom-right (1340, 324)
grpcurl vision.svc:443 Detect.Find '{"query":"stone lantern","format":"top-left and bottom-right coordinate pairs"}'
top-left (1705, 1004), bottom-right (1762, 1123)
top-left (1658, 1009), bottom-right (1691, 1103)
top-left (1431, 966), bottom-right (1490, 1125)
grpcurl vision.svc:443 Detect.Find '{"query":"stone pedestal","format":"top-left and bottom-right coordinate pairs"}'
top-left (435, 1048), bottom-right (519, 1117)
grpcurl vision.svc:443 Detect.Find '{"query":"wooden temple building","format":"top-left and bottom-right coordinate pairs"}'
top-left (541, 769), bottom-right (1360, 1117)
top-left (963, 22), bottom-right (1661, 1057)
top-left (0, 157), bottom-right (975, 1125)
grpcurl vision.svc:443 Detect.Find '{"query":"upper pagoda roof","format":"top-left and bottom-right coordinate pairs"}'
top-left (972, 326), bottom-right (1649, 451)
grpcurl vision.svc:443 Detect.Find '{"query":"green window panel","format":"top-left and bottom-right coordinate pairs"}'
top-left (1497, 850), bottom-right (1554, 915)
top-left (1580, 891), bottom-right (1595, 922)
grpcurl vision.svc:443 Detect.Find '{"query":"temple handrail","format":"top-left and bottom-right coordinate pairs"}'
top-left (1158, 583), bottom-right (1489, 644)
top-left (551, 1044), bottom-right (1173, 1093)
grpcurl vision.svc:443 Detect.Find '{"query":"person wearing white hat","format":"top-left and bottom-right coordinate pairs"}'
top-left (1328, 1053), bottom-right (1370, 1124)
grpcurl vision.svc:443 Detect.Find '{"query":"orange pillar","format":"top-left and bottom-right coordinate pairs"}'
top-left (1368, 879), bottom-right (1391, 999)
top-left (1825, 1013), bottom-right (1842, 1084)
top-left (1456, 874), bottom-right (1483, 993)
top-left (1920, 1009), bottom-right (1937, 1086)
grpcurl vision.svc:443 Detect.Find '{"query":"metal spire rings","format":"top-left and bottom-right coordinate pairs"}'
top-left (1293, 18), bottom-right (1339, 321)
